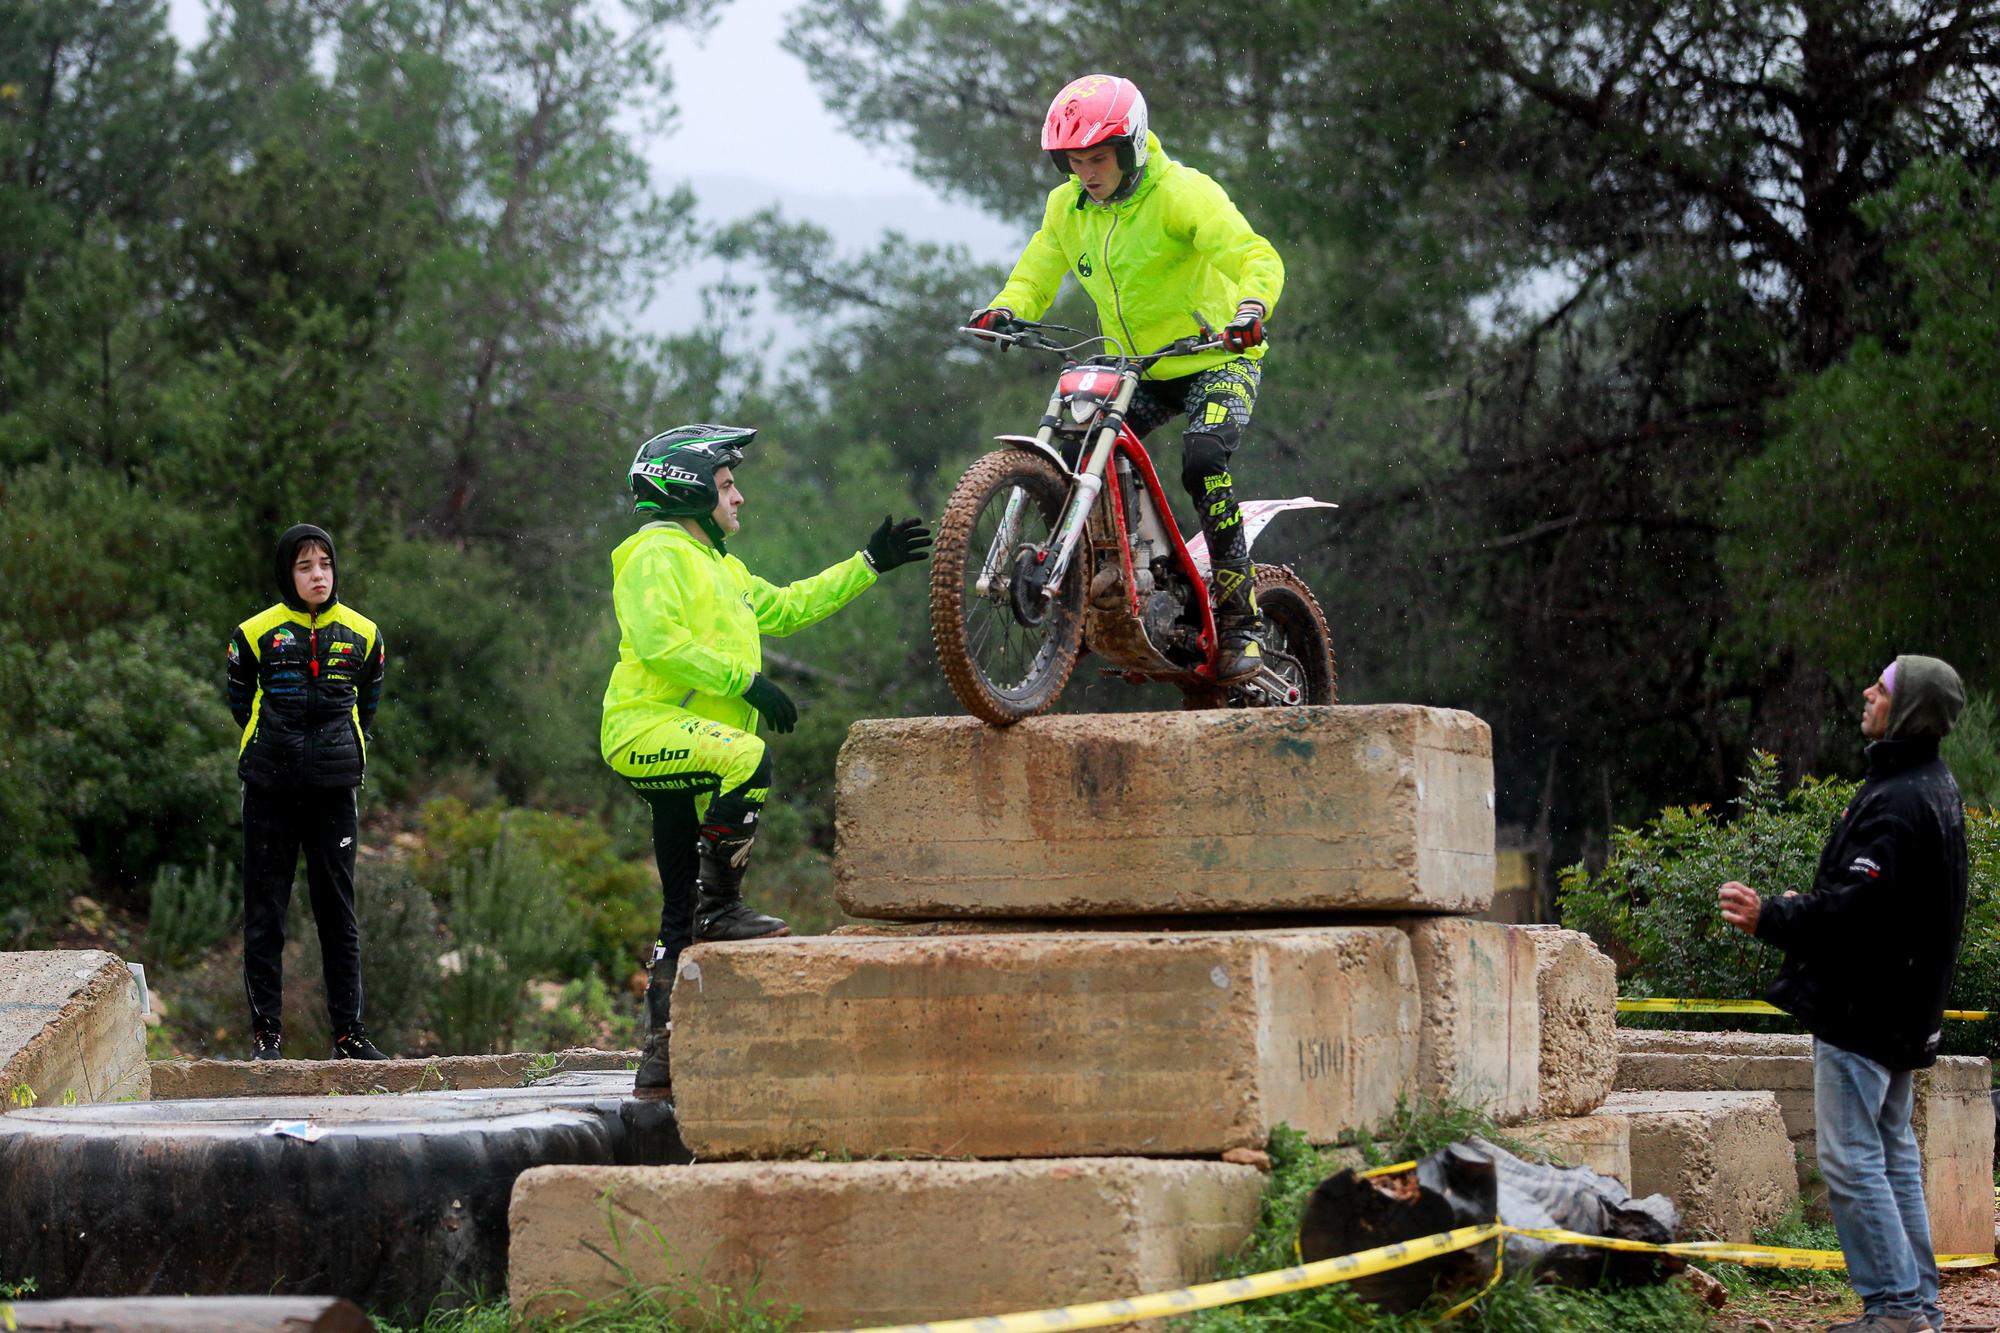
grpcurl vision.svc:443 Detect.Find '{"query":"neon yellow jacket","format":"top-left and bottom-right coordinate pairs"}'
top-left (601, 523), bottom-right (876, 752)
top-left (989, 132), bottom-right (1284, 381)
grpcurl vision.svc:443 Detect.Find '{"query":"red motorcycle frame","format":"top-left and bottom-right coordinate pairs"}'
top-left (930, 317), bottom-right (1337, 725)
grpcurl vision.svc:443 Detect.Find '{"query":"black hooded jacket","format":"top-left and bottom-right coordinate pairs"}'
top-left (226, 525), bottom-right (387, 789)
top-left (1755, 657), bottom-right (1970, 1070)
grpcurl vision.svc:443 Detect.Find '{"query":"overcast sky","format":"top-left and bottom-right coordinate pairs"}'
top-left (161, 0), bottom-right (1022, 363)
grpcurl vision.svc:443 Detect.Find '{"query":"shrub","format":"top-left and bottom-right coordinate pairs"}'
top-left (7, 619), bottom-right (238, 898)
top-left (1945, 691), bottom-right (2000, 811)
top-left (147, 850), bottom-right (238, 967)
top-left (1561, 753), bottom-right (2000, 1063)
top-left (430, 831), bottom-right (581, 1054)
top-left (415, 797), bottom-right (654, 986)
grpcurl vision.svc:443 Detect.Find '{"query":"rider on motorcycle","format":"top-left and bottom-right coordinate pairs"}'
top-left (603, 423), bottom-right (931, 1094)
top-left (970, 73), bottom-right (1285, 681)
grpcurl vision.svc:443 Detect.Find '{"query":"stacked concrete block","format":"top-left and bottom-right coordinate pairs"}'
top-left (510, 1158), bottom-right (1265, 1329)
top-left (512, 707), bottom-right (1674, 1324)
top-left (671, 928), bottom-right (1420, 1159)
top-left (1, 950), bottom-right (149, 1110)
top-left (1527, 928), bottom-right (1619, 1116)
top-left (1395, 917), bottom-right (1540, 1122)
top-left (1617, 1030), bottom-right (1995, 1255)
top-left (1514, 1113), bottom-right (1633, 1183)
top-left (1598, 1090), bottom-right (1797, 1241)
top-left (833, 708), bottom-right (1497, 917)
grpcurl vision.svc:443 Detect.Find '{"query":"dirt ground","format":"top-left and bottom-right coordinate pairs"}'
top-left (1714, 1208), bottom-right (2000, 1333)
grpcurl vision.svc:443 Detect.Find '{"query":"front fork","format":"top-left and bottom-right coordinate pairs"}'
top-left (979, 377), bottom-right (1135, 604)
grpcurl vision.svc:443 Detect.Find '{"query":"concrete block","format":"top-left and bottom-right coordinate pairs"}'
top-left (670, 929), bottom-right (1420, 1158)
top-left (1528, 929), bottom-right (1617, 1116)
top-left (1617, 1050), bottom-right (1818, 1139)
top-left (1613, 1030), bottom-right (1994, 1251)
top-left (1597, 1090), bottom-right (1796, 1241)
top-left (510, 1158), bottom-right (1265, 1329)
top-left (1396, 918), bottom-right (1539, 1122)
top-left (1912, 1058), bottom-right (1995, 1256)
top-left (1516, 1114), bottom-right (1632, 1185)
top-left (0, 951), bottom-right (148, 1109)
top-left (148, 1048), bottom-right (640, 1100)
top-left (833, 708), bottom-right (1495, 918)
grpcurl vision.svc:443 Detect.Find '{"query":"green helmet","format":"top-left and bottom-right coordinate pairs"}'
top-left (629, 423), bottom-right (755, 519)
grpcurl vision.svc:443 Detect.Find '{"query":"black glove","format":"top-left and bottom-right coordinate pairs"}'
top-left (1221, 300), bottom-right (1266, 353)
top-left (863, 515), bottom-right (934, 573)
top-left (968, 306), bottom-right (1015, 342)
top-left (742, 672), bottom-right (798, 734)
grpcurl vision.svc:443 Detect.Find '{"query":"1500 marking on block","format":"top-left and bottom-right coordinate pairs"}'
top-left (1298, 1036), bottom-right (1344, 1081)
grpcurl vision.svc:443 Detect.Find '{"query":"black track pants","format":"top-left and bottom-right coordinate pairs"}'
top-left (242, 782), bottom-right (364, 1039)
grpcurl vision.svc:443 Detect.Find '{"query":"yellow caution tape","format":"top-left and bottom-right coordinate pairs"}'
top-left (820, 1223), bottom-right (1996, 1333)
top-left (1617, 998), bottom-right (1990, 1021)
top-left (818, 1224), bottom-right (1503, 1333)
top-left (1356, 1159), bottom-right (1419, 1179)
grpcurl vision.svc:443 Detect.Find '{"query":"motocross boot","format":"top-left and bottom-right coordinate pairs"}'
top-left (1210, 556), bottom-right (1265, 683)
top-left (692, 803), bottom-right (789, 943)
top-left (633, 953), bottom-right (674, 1098)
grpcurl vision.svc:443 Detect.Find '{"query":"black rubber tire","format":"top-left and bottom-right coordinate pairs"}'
top-left (1178, 564), bottom-right (1337, 709)
top-left (929, 449), bottom-right (1088, 724)
top-left (1255, 564), bottom-right (1338, 705)
top-left (0, 1073), bottom-right (686, 1317)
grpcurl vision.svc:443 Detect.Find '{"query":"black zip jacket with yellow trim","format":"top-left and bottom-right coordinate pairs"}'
top-left (225, 524), bottom-right (386, 789)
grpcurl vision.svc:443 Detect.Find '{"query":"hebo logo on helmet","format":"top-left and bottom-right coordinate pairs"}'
top-left (634, 461), bottom-right (704, 485)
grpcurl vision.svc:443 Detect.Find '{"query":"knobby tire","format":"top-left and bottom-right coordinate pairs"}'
top-left (930, 450), bottom-right (1088, 725)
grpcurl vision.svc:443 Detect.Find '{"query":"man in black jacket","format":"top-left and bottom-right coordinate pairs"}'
top-left (1720, 655), bottom-right (1968, 1333)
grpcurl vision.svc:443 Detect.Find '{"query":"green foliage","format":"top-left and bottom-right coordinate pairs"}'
top-left (414, 798), bottom-right (653, 984)
top-left (1705, 1203), bottom-right (1846, 1299)
top-left (428, 831), bottom-right (584, 1055)
top-left (3, 619), bottom-right (238, 898)
top-left (348, 539), bottom-right (613, 803)
top-left (1945, 693), bottom-right (2000, 812)
top-left (1727, 158), bottom-right (2000, 683)
top-left (147, 850), bottom-right (238, 968)
top-left (1561, 753), bottom-right (2000, 1062)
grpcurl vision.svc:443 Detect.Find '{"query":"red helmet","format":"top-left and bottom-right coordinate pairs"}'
top-left (1041, 74), bottom-right (1150, 178)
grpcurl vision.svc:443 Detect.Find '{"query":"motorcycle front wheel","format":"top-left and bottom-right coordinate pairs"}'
top-left (930, 449), bottom-right (1089, 725)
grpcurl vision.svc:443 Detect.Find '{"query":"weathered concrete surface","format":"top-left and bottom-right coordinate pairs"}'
top-left (0, 950), bottom-right (148, 1110)
top-left (511, 1158), bottom-right (1265, 1330)
top-left (149, 1048), bottom-right (640, 1100)
top-left (1528, 929), bottom-right (1617, 1117)
top-left (671, 929), bottom-right (1420, 1158)
top-left (1597, 1090), bottom-right (1796, 1241)
top-left (834, 708), bottom-right (1495, 918)
top-left (1618, 1032), bottom-right (1993, 1254)
top-left (1912, 1057), bottom-right (1997, 1256)
top-left (1516, 1114), bottom-right (1633, 1184)
top-left (1395, 918), bottom-right (1539, 1122)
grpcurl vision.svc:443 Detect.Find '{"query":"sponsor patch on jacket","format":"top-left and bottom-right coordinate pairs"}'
top-left (270, 627), bottom-right (296, 650)
top-left (1849, 855), bottom-right (1882, 878)
top-left (227, 640), bottom-right (240, 664)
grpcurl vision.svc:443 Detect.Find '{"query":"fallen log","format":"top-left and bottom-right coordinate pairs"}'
top-left (1297, 1136), bottom-right (1682, 1314)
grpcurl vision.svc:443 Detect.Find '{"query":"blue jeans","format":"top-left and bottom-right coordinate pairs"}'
top-left (1814, 1038), bottom-right (1939, 1326)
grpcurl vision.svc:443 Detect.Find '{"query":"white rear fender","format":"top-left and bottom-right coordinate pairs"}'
top-left (1184, 497), bottom-right (1339, 578)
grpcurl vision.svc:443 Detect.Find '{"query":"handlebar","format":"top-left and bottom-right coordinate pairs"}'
top-left (959, 315), bottom-right (1228, 368)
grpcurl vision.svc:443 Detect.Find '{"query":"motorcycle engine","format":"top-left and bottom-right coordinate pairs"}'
top-left (1141, 589), bottom-right (1186, 646)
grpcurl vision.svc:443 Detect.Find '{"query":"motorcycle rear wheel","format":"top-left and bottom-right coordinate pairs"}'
top-left (1180, 564), bottom-right (1338, 709)
top-left (930, 449), bottom-right (1090, 725)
